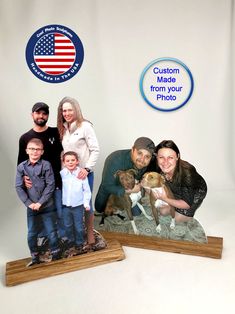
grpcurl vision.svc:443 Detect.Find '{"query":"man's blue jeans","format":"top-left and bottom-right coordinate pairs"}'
top-left (27, 206), bottom-right (59, 255)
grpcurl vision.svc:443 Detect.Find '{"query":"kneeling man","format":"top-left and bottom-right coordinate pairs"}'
top-left (95, 137), bottom-right (155, 216)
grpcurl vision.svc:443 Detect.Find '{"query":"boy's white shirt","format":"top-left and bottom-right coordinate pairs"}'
top-left (60, 166), bottom-right (91, 208)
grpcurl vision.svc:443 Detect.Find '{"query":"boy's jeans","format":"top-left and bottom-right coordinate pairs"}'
top-left (27, 206), bottom-right (59, 255)
top-left (62, 204), bottom-right (84, 246)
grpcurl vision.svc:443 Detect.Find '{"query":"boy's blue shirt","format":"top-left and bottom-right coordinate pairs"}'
top-left (15, 158), bottom-right (55, 208)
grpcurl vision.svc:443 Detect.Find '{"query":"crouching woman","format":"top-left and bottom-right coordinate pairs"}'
top-left (153, 140), bottom-right (207, 222)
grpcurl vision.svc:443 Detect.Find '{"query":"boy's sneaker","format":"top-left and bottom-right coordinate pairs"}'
top-left (37, 237), bottom-right (49, 254)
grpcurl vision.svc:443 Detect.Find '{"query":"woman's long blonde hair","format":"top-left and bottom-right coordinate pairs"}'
top-left (57, 96), bottom-right (86, 140)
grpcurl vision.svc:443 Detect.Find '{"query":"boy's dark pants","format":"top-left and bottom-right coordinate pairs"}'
top-left (27, 206), bottom-right (59, 256)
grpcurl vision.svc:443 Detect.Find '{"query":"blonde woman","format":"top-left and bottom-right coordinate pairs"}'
top-left (57, 97), bottom-right (100, 245)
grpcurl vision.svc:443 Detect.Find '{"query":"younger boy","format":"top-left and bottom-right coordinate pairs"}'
top-left (15, 138), bottom-right (60, 266)
top-left (60, 151), bottom-right (91, 252)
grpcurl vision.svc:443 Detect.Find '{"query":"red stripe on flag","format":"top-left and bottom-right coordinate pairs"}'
top-left (54, 39), bottom-right (71, 43)
top-left (54, 52), bottom-right (75, 56)
top-left (38, 65), bottom-right (71, 69)
top-left (54, 46), bottom-right (75, 49)
top-left (34, 58), bottom-right (75, 62)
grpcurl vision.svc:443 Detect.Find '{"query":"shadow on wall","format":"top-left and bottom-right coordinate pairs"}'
top-left (0, 146), bottom-right (28, 259)
top-left (0, 147), bottom-right (20, 215)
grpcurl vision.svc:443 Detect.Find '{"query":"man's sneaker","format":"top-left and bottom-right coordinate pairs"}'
top-left (51, 250), bottom-right (62, 261)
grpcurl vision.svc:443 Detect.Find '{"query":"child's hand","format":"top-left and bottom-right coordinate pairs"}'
top-left (85, 207), bottom-right (90, 211)
top-left (33, 203), bottom-right (41, 211)
top-left (28, 203), bottom-right (35, 210)
top-left (28, 203), bottom-right (39, 211)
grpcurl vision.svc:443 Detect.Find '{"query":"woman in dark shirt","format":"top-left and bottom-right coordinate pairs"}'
top-left (153, 140), bottom-right (207, 222)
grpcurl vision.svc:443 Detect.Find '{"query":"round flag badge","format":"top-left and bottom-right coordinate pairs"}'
top-left (25, 24), bottom-right (84, 83)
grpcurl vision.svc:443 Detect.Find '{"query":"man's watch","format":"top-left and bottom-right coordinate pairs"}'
top-left (85, 168), bottom-right (91, 173)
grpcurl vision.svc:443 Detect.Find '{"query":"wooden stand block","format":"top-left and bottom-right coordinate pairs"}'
top-left (99, 231), bottom-right (223, 259)
top-left (5, 240), bottom-right (125, 286)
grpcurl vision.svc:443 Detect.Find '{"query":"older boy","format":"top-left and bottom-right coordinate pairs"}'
top-left (15, 138), bottom-right (60, 266)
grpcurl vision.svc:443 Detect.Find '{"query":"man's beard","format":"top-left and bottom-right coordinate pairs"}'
top-left (134, 160), bottom-right (145, 169)
top-left (34, 118), bottom-right (47, 127)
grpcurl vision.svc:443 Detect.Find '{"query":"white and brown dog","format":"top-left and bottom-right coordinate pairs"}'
top-left (141, 172), bottom-right (175, 233)
top-left (103, 169), bottom-right (152, 235)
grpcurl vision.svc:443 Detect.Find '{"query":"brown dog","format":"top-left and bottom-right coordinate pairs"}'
top-left (103, 169), bottom-right (152, 234)
top-left (141, 172), bottom-right (175, 232)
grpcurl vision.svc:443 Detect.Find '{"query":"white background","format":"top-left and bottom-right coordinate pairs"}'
top-left (0, 0), bottom-right (235, 313)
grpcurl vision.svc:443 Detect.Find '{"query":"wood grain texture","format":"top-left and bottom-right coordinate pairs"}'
top-left (5, 240), bottom-right (125, 286)
top-left (99, 231), bottom-right (223, 259)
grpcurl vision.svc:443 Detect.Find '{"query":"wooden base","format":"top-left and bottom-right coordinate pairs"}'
top-left (5, 240), bottom-right (125, 286)
top-left (99, 231), bottom-right (223, 259)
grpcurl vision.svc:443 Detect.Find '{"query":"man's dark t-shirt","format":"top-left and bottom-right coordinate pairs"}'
top-left (17, 127), bottom-right (63, 189)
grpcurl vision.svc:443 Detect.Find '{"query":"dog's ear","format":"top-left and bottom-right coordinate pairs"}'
top-left (143, 171), bottom-right (151, 178)
top-left (114, 170), bottom-right (122, 178)
top-left (128, 169), bottom-right (137, 177)
top-left (160, 174), bottom-right (166, 185)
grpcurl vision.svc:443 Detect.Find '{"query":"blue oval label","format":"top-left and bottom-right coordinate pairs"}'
top-left (139, 58), bottom-right (194, 112)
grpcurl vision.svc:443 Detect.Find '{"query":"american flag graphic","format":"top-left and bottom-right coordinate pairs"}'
top-left (34, 33), bottom-right (76, 75)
